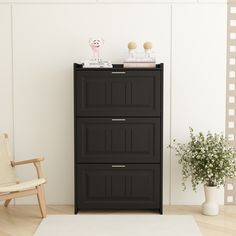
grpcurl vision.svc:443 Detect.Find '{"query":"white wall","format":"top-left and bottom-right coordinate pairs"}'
top-left (171, 4), bottom-right (227, 205)
top-left (0, 1), bottom-right (226, 205)
top-left (0, 4), bottom-right (13, 146)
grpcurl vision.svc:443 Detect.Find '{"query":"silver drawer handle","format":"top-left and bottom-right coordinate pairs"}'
top-left (112, 165), bottom-right (126, 168)
top-left (112, 119), bottom-right (126, 121)
top-left (111, 72), bottom-right (126, 74)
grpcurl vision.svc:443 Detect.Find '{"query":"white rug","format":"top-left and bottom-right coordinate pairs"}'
top-left (34, 215), bottom-right (202, 236)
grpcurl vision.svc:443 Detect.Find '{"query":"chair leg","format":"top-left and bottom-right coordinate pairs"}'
top-left (37, 185), bottom-right (46, 218)
top-left (4, 199), bottom-right (12, 207)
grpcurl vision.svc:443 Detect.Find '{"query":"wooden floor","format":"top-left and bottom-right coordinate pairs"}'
top-left (0, 205), bottom-right (236, 236)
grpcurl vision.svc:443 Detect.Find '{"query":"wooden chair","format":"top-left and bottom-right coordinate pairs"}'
top-left (0, 133), bottom-right (47, 218)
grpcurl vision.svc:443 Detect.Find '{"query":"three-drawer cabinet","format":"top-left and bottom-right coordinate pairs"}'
top-left (74, 63), bottom-right (163, 213)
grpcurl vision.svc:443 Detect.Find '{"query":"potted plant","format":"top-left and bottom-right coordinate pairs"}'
top-left (171, 128), bottom-right (236, 216)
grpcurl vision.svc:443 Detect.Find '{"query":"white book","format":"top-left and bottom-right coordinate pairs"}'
top-left (82, 60), bottom-right (113, 68)
top-left (124, 57), bottom-right (156, 63)
top-left (123, 62), bottom-right (156, 68)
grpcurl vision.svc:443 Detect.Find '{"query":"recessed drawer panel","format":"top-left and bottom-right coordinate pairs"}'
top-left (77, 164), bottom-right (160, 210)
top-left (76, 118), bottom-right (161, 163)
top-left (75, 71), bottom-right (161, 116)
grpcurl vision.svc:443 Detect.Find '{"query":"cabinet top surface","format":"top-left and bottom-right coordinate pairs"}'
top-left (74, 63), bottom-right (164, 71)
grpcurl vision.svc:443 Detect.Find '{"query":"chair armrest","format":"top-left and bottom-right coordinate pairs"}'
top-left (11, 157), bottom-right (44, 167)
top-left (11, 157), bottom-right (45, 179)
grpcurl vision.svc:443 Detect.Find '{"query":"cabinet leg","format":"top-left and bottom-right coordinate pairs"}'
top-left (159, 207), bottom-right (163, 215)
top-left (74, 207), bottom-right (78, 214)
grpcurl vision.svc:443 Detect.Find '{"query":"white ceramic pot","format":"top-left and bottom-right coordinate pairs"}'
top-left (201, 185), bottom-right (219, 216)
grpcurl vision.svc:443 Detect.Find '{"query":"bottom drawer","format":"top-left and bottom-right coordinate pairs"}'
top-left (76, 164), bottom-right (161, 211)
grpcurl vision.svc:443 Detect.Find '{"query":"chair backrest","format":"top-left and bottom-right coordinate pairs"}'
top-left (0, 133), bottom-right (17, 187)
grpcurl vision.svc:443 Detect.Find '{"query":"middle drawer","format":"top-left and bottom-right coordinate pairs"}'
top-left (76, 118), bottom-right (161, 163)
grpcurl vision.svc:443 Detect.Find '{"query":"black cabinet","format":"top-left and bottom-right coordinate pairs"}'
top-left (76, 118), bottom-right (161, 163)
top-left (75, 71), bottom-right (161, 116)
top-left (77, 164), bottom-right (160, 209)
top-left (74, 64), bottom-right (163, 213)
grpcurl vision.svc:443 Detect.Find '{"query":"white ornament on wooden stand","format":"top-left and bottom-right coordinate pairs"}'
top-left (128, 41), bottom-right (137, 59)
top-left (143, 41), bottom-right (153, 58)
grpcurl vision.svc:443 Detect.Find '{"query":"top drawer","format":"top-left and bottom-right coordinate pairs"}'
top-left (74, 70), bottom-right (162, 117)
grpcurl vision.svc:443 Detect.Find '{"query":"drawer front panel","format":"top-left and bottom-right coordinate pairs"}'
top-left (75, 71), bottom-right (161, 116)
top-left (76, 118), bottom-right (160, 163)
top-left (77, 164), bottom-right (160, 209)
